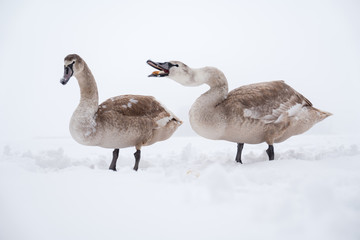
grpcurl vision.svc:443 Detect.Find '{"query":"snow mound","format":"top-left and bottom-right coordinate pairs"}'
top-left (0, 134), bottom-right (360, 240)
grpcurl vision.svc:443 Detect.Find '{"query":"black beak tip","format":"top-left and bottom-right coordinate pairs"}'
top-left (148, 74), bottom-right (161, 77)
top-left (60, 78), bottom-right (68, 85)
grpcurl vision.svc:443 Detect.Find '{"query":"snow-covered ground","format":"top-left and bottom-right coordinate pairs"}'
top-left (1, 134), bottom-right (360, 240)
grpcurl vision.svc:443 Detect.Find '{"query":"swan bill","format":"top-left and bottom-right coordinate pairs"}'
top-left (60, 62), bottom-right (75, 85)
top-left (147, 60), bottom-right (178, 77)
top-left (150, 70), bottom-right (167, 77)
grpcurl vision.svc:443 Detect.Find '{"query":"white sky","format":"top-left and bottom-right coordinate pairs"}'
top-left (0, 0), bottom-right (359, 140)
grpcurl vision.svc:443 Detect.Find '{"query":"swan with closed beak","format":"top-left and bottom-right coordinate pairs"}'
top-left (60, 54), bottom-right (182, 171)
top-left (147, 60), bottom-right (331, 163)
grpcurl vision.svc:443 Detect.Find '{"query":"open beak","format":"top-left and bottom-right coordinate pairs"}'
top-left (60, 62), bottom-right (74, 85)
top-left (147, 60), bottom-right (173, 77)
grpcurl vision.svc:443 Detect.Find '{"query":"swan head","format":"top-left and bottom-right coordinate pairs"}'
top-left (60, 54), bottom-right (85, 85)
top-left (147, 60), bottom-right (203, 87)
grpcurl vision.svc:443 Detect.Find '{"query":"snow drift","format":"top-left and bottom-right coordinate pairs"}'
top-left (0, 134), bottom-right (359, 240)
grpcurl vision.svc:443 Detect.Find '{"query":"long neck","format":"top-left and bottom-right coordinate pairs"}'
top-left (69, 62), bottom-right (100, 145)
top-left (188, 67), bottom-right (229, 139)
top-left (75, 62), bottom-right (99, 113)
top-left (194, 67), bottom-right (229, 106)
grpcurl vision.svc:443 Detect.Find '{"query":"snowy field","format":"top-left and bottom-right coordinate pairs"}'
top-left (1, 133), bottom-right (359, 240)
top-left (1, 0), bottom-right (359, 239)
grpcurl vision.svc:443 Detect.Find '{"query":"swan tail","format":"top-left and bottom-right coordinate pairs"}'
top-left (274, 106), bottom-right (332, 143)
top-left (312, 107), bottom-right (332, 122)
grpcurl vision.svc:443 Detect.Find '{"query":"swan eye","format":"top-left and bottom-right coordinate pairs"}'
top-left (168, 63), bottom-right (179, 68)
top-left (64, 61), bottom-right (75, 75)
top-left (68, 61), bottom-right (75, 69)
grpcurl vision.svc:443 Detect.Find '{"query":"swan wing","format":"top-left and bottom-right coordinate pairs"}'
top-left (97, 95), bottom-right (178, 128)
top-left (224, 81), bottom-right (312, 124)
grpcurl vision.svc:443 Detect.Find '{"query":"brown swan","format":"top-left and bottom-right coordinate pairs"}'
top-left (60, 54), bottom-right (182, 171)
top-left (147, 60), bottom-right (331, 163)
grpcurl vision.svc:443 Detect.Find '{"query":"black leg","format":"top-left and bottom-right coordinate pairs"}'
top-left (133, 150), bottom-right (141, 171)
top-left (109, 149), bottom-right (119, 171)
top-left (266, 145), bottom-right (274, 160)
top-left (235, 143), bottom-right (244, 164)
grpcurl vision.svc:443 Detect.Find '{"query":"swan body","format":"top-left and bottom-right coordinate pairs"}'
top-left (60, 54), bottom-right (182, 170)
top-left (147, 60), bottom-right (331, 162)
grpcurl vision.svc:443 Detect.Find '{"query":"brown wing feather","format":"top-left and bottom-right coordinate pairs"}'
top-left (222, 81), bottom-right (312, 121)
top-left (97, 95), bottom-right (169, 119)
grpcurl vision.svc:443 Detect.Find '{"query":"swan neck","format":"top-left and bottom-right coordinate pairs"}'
top-left (195, 67), bottom-right (229, 105)
top-left (189, 70), bottom-right (228, 140)
top-left (69, 62), bottom-right (99, 146)
top-left (75, 63), bottom-right (99, 110)
top-left (200, 84), bottom-right (228, 107)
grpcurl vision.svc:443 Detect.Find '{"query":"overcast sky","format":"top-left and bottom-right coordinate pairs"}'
top-left (0, 0), bottom-right (359, 140)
